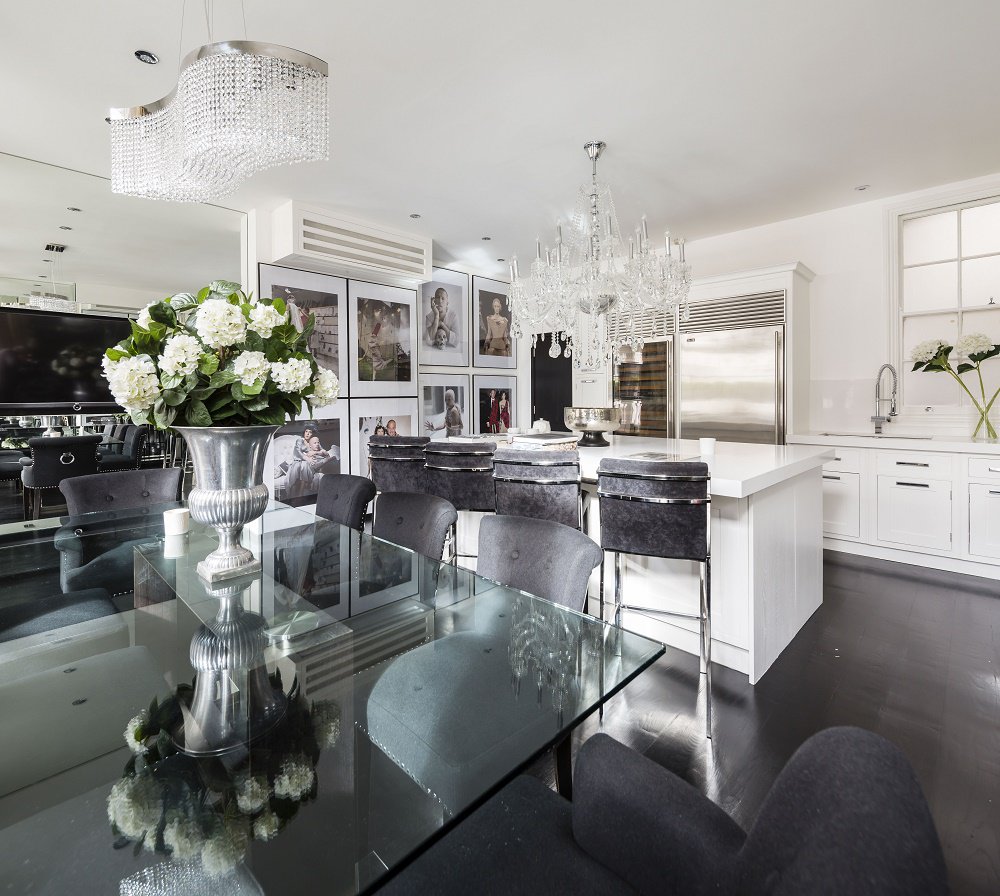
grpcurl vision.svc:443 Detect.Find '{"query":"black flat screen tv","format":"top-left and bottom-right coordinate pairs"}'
top-left (0, 307), bottom-right (132, 413)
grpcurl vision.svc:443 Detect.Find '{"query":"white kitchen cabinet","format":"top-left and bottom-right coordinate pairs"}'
top-left (876, 475), bottom-right (952, 551)
top-left (969, 483), bottom-right (1000, 560)
top-left (572, 371), bottom-right (610, 408)
top-left (821, 471), bottom-right (861, 538)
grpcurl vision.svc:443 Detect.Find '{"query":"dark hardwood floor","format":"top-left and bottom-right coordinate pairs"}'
top-left (529, 552), bottom-right (1000, 896)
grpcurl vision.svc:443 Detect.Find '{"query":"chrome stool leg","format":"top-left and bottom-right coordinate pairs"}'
top-left (700, 558), bottom-right (712, 739)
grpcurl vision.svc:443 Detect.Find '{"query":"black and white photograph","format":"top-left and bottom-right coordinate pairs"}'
top-left (473, 374), bottom-right (516, 434)
top-left (473, 276), bottom-right (515, 369)
top-left (420, 374), bottom-right (470, 440)
top-left (269, 405), bottom-right (347, 507)
top-left (348, 281), bottom-right (418, 397)
top-left (258, 264), bottom-right (347, 390)
top-left (349, 396), bottom-right (419, 475)
top-left (419, 268), bottom-right (469, 367)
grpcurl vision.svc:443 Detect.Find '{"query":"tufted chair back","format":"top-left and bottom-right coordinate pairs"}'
top-left (372, 491), bottom-right (457, 560)
top-left (60, 467), bottom-right (183, 516)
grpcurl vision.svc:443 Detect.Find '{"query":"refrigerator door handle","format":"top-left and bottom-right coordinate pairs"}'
top-left (774, 329), bottom-right (784, 445)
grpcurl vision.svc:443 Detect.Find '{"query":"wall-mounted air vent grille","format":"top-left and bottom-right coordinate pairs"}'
top-left (271, 201), bottom-right (433, 286)
top-left (607, 307), bottom-right (676, 342)
top-left (679, 291), bottom-right (785, 332)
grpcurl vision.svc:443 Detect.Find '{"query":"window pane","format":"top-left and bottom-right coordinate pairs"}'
top-left (961, 308), bottom-right (1000, 347)
top-left (902, 313), bottom-right (961, 408)
top-left (902, 211), bottom-right (958, 265)
top-left (902, 261), bottom-right (958, 313)
top-left (961, 201), bottom-right (1000, 256)
top-left (961, 255), bottom-right (1000, 310)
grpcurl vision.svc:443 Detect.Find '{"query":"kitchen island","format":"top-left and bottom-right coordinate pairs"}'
top-left (575, 436), bottom-right (833, 683)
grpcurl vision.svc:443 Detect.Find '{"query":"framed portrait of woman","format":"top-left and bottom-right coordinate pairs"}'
top-left (266, 402), bottom-right (348, 508)
top-left (418, 268), bottom-right (470, 368)
top-left (258, 264), bottom-right (349, 395)
top-left (349, 396), bottom-right (419, 476)
top-left (420, 373), bottom-right (471, 441)
top-left (472, 276), bottom-right (515, 369)
top-left (348, 280), bottom-right (418, 397)
top-left (473, 375), bottom-right (516, 435)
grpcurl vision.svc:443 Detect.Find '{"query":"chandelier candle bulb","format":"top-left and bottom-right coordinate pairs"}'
top-left (665, 232), bottom-right (672, 257)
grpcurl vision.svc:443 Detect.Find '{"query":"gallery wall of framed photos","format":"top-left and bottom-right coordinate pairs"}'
top-left (257, 260), bottom-right (522, 503)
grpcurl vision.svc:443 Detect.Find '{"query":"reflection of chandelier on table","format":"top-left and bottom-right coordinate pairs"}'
top-left (109, 38), bottom-right (328, 202)
top-left (507, 141), bottom-right (692, 370)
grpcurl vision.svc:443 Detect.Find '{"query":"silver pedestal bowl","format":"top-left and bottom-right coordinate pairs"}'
top-left (564, 407), bottom-right (621, 446)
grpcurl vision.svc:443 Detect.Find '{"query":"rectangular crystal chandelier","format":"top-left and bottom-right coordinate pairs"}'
top-left (109, 41), bottom-right (328, 202)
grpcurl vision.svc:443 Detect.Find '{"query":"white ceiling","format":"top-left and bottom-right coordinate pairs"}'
top-left (3, 0), bottom-right (1000, 283)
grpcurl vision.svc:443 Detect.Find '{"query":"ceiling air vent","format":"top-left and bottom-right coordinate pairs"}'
top-left (271, 201), bottom-right (432, 286)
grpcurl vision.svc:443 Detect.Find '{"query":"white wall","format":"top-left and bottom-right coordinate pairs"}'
top-left (684, 171), bottom-right (1000, 434)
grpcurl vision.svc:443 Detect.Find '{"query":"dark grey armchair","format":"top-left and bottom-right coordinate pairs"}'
top-left (315, 473), bottom-right (377, 530)
top-left (20, 435), bottom-right (102, 518)
top-left (382, 727), bottom-right (949, 896)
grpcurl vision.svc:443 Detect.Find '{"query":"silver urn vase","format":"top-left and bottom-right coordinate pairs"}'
top-left (174, 425), bottom-right (278, 582)
top-left (179, 576), bottom-right (287, 756)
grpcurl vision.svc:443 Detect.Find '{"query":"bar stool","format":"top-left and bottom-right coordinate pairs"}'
top-left (423, 440), bottom-right (497, 562)
top-left (492, 447), bottom-right (582, 530)
top-left (368, 436), bottom-right (432, 493)
top-left (597, 457), bottom-right (713, 737)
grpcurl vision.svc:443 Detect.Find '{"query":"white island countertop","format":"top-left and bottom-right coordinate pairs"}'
top-left (574, 435), bottom-right (834, 499)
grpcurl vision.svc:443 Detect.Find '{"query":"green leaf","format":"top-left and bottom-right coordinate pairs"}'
top-left (242, 379), bottom-right (263, 396)
top-left (243, 395), bottom-right (271, 411)
top-left (206, 391), bottom-right (233, 412)
top-left (197, 286), bottom-right (211, 302)
top-left (213, 403), bottom-right (241, 420)
top-left (106, 347), bottom-right (127, 362)
top-left (169, 292), bottom-right (199, 311)
top-left (231, 382), bottom-right (247, 402)
top-left (300, 314), bottom-right (315, 342)
top-left (185, 399), bottom-right (212, 426)
top-left (153, 399), bottom-right (178, 429)
top-left (161, 373), bottom-right (184, 390)
top-left (161, 389), bottom-right (186, 408)
top-left (210, 279), bottom-right (242, 296)
top-left (271, 297), bottom-right (286, 315)
top-left (957, 362), bottom-right (975, 374)
top-left (208, 368), bottom-right (239, 389)
top-left (147, 303), bottom-right (174, 326)
top-left (198, 354), bottom-right (219, 376)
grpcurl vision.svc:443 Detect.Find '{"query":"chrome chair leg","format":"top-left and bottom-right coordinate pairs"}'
top-left (613, 551), bottom-right (623, 629)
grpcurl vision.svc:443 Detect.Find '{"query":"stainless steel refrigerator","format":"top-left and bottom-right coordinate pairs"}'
top-left (677, 325), bottom-right (784, 444)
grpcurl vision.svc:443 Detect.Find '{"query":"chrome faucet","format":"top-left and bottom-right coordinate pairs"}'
top-left (871, 363), bottom-right (898, 433)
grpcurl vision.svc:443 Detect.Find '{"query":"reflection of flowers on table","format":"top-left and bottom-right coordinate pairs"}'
top-left (108, 677), bottom-right (341, 878)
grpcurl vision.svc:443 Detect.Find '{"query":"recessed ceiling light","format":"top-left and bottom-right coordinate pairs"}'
top-left (481, 236), bottom-right (491, 241)
top-left (854, 184), bottom-right (870, 191)
top-left (409, 213), bottom-right (421, 219)
top-left (66, 207), bottom-right (82, 212)
top-left (59, 225), bottom-right (72, 231)
top-left (134, 49), bottom-right (159, 65)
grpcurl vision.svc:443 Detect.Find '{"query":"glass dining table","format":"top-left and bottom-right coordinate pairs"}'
top-left (0, 501), bottom-right (664, 895)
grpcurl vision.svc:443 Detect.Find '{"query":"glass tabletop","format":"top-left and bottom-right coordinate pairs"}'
top-left (0, 500), bottom-right (664, 895)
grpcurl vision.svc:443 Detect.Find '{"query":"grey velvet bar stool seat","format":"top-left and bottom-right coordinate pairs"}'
top-left (597, 457), bottom-right (713, 736)
top-left (372, 491), bottom-right (458, 561)
top-left (315, 473), bottom-right (377, 530)
top-left (492, 447), bottom-right (582, 530)
top-left (478, 515), bottom-right (602, 612)
top-left (423, 440), bottom-right (498, 563)
top-left (368, 435), bottom-right (432, 494)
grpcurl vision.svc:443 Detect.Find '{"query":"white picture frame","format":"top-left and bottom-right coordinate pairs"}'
top-left (472, 275), bottom-right (515, 369)
top-left (265, 401), bottom-right (348, 509)
top-left (473, 374), bottom-right (517, 435)
top-left (258, 264), bottom-right (348, 394)
top-left (418, 268), bottom-right (470, 368)
top-left (348, 280), bottom-right (418, 397)
top-left (349, 396), bottom-right (420, 476)
top-left (420, 373), bottom-right (471, 441)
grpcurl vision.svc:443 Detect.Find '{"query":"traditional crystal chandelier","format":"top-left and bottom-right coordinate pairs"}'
top-left (109, 40), bottom-right (328, 202)
top-left (508, 141), bottom-right (691, 369)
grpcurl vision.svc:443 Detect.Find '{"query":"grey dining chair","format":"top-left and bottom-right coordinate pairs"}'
top-left (372, 491), bottom-right (458, 561)
top-left (315, 473), bottom-right (377, 530)
top-left (59, 467), bottom-right (183, 516)
top-left (99, 424), bottom-right (148, 472)
top-left (20, 435), bottom-right (102, 519)
top-left (492, 446), bottom-right (582, 529)
top-left (597, 457), bottom-right (713, 736)
top-left (477, 514), bottom-right (603, 613)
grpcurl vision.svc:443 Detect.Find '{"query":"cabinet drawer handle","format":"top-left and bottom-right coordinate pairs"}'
top-left (990, 490), bottom-right (1000, 496)
top-left (822, 474), bottom-right (841, 481)
top-left (989, 467), bottom-right (1000, 473)
top-left (895, 461), bottom-right (930, 467)
top-left (833, 456), bottom-right (842, 462)
top-left (896, 481), bottom-right (930, 488)
top-left (580, 378), bottom-right (596, 384)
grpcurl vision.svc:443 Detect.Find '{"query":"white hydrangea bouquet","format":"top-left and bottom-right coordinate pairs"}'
top-left (102, 280), bottom-right (339, 427)
top-left (108, 674), bottom-right (341, 878)
top-left (910, 333), bottom-right (999, 440)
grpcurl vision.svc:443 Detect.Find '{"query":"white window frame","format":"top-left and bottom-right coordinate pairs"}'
top-left (885, 174), bottom-right (1000, 426)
